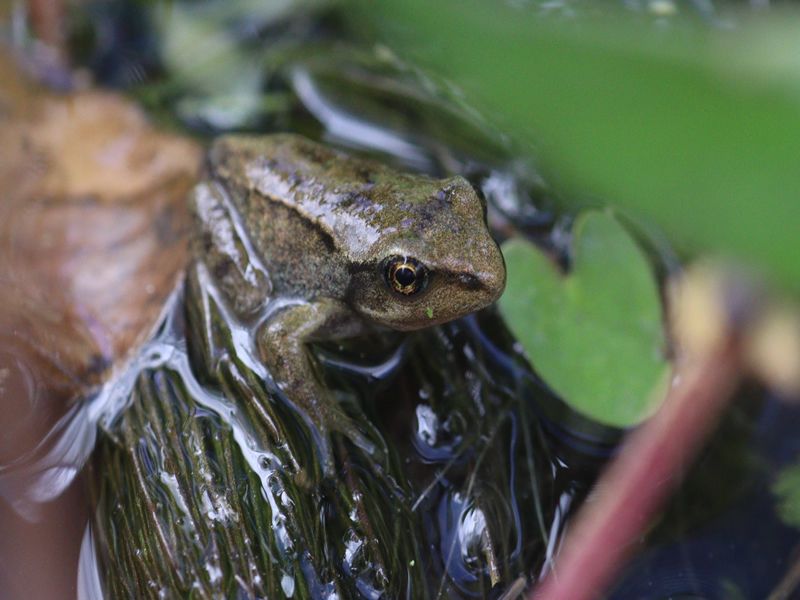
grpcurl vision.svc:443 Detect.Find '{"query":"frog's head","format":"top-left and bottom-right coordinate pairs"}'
top-left (347, 176), bottom-right (506, 331)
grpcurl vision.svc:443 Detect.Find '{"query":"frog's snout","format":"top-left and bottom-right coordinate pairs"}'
top-left (479, 264), bottom-right (506, 301)
top-left (451, 243), bottom-right (507, 312)
top-left (480, 239), bottom-right (507, 300)
top-left (458, 266), bottom-right (502, 298)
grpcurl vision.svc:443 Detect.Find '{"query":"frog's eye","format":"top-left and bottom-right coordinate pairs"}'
top-left (385, 256), bottom-right (428, 296)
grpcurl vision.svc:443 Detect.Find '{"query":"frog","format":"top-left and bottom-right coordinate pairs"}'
top-left (190, 134), bottom-right (506, 474)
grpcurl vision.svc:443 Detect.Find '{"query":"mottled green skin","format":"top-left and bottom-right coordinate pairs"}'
top-left (190, 134), bottom-right (506, 471)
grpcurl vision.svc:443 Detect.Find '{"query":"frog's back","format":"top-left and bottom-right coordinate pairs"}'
top-left (209, 135), bottom-right (360, 298)
top-left (204, 134), bottom-right (442, 300)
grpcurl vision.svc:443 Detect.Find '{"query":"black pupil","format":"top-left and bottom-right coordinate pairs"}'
top-left (394, 266), bottom-right (417, 287)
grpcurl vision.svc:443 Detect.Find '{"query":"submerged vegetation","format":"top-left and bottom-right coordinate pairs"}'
top-left (90, 266), bottom-right (559, 597)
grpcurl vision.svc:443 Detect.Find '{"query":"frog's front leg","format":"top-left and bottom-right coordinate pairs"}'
top-left (257, 298), bottom-right (373, 477)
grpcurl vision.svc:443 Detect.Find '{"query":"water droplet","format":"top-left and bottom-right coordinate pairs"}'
top-left (415, 404), bottom-right (438, 446)
top-left (281, 572), bottom-right (295, 597)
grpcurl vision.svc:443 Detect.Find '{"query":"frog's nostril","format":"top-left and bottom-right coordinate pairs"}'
top-left (457, 270), bottom-right (504, 296)
top-left (457, 272), bottom-right (482, 290)
top-left (481, 265), bottom-right (506, 297)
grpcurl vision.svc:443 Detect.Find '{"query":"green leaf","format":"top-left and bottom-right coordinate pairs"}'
top-left (498, 211), bottom-right (670, 427)
top-left (773, 461), bottom-right (800, 530)
top-left (346, 1), bottom-right (800, 293)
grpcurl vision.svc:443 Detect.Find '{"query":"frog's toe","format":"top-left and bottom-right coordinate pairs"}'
top-left (305, 409), bottom-right (377, 478)
top-left (340, 423), bottom-right (376, 455)
top-left (326, 410), bottom-right (367, 451)
top-left (326, 409), bottom-right (389, 466)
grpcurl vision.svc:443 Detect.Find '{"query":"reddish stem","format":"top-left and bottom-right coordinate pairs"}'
top-left (28, 0), bottom-right (66, 56)
top-left (532, 341), bottom-right (742, 600)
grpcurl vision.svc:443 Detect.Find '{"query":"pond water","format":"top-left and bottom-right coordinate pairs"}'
top-left (1, 1), bottom-right (799, 599)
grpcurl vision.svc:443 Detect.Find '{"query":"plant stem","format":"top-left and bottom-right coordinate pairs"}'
top-left (531, 339), bottom-right (742, 600)
top-left (27, 0), bottom-right (65, 58)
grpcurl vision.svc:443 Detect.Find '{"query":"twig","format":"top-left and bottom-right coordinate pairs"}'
top-left (27, 0), bottom-right (66, 58)
top-left (531, 338), bottom-right (742, 600)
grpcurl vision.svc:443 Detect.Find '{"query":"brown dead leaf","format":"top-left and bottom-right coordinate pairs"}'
top-left (0, 49), bottom-right (201, 459)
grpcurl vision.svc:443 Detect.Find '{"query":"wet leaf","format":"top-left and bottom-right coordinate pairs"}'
top-left (0, 51), bottom-right (200, 376)
top-left (0, 50), bottom-right (200, 460)
top-left (498, 211), bottom-right (669, 427)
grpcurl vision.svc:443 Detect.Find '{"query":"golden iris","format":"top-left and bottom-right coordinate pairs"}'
top-left (386, 256), bottom-right (427, 295)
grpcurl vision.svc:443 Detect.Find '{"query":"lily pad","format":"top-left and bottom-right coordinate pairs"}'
top-left (498, 211), bottom-right (670, 428)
